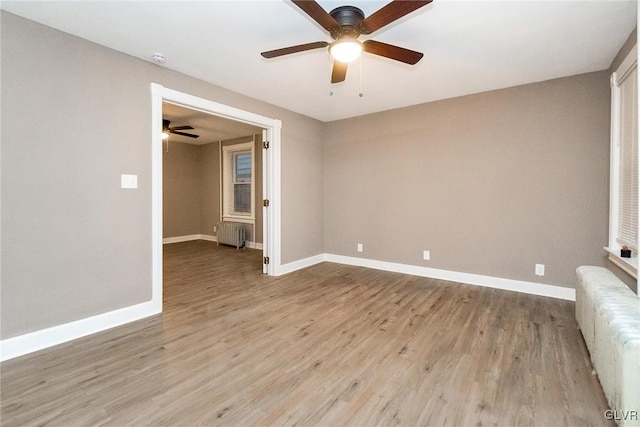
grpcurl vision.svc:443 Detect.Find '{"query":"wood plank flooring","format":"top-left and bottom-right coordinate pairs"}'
top-left (1, 240), bottom-right (612, 426)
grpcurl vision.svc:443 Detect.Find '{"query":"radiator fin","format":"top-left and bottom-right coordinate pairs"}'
top-left (216, 221), bottom-right (246, 249)
top-left (576, 266), bottom-right (640, 426)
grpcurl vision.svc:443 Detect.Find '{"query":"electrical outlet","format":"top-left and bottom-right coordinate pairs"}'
top-left (120, 174), bottom-right (138, 189)
top-left (423, 250), bottom-right (430, 261)
top-left (535, 264), bottom-right (545, 276)
top-left (357, 243), bottom-right (363, 252)
top-left (213, 226), bottom-right (217, 233)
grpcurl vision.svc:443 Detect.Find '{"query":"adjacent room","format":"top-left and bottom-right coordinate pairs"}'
top-left (1, 1), bottom-right (638, 425)
top-left (162, 102), bottom-right (265, 270)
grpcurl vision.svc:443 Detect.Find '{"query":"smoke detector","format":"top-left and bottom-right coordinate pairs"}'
top-left (151, 53), bottom-right (166, 64)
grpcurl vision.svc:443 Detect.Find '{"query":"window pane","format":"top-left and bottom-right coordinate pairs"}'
top-left (617, 67), bottom-right (638, 251)
top-left (235, 153), bottom-right (252, 182)
top-left (234, 183), bottom-right (251, 213)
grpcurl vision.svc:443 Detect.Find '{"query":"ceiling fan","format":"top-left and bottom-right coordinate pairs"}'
top-left (261, 0), bottom-right (432, 83)
top-left (162, 119), bottom-right (199, 139)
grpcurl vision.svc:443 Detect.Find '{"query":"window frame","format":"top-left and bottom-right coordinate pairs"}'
top-left (607, 44), bottom-right (638, 278)
top-left (222, 141), bottom-right (255, 223)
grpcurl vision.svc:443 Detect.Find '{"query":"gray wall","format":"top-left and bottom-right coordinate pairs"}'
top-left (1, 12), bottom-right (324, 339)
top-left (324, 71), bottom-right (611, 288)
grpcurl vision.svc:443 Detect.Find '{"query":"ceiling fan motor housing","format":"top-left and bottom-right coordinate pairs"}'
top-left (260, 1), bottom-right (430, 83)
top-left (329, 6), bottom-right (365, 40)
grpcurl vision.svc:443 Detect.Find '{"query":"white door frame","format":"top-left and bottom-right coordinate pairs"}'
top-left (150, 83), bottom-right (282, 311)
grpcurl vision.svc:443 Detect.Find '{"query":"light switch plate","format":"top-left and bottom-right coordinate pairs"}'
top-left (121, 174), bottom-right (138, 189)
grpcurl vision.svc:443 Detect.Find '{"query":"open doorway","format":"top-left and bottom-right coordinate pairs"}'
top-left (150, 83), bottom-right (282, 311)
top-left (161, 102), bottom-right (265, 251)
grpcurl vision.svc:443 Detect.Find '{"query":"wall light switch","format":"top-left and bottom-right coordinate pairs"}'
top-left (121, 174), bottom-right (138, 189)
top-left (357, 243), bottom-right (363, 252)
top-left (535, 264), bottom-right (545, 276)
top-left (423, 250), bottom-right (430, 261)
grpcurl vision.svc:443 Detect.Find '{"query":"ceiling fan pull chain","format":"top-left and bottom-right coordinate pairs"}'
top-left (359, 55), bottom-right (364, 98)
top-left (262, 1), bottom-right (429, 84)
top-left (329, 53), bottom-right (334, 96)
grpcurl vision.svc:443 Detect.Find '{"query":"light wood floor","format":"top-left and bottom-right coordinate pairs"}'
top-left (1, 240), bottom-right (611, 426)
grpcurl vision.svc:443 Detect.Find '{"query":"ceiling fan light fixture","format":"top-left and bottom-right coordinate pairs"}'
top-left (330, 39), bottom-right (362, 63)
top-left (261, 1), bottom-right (430, 83)
top-left (162, 132), bottom-right (169, 140)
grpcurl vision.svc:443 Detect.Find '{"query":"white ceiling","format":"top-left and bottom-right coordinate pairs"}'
top-left (163, 102), bottom-right (263, 144)
top-left (2, 0), bottom-right (636, 122)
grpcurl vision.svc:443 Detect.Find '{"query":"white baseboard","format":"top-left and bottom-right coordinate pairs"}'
top-left (0, 300), bottom-right (160, 362)
top-left (276, 252), bottom-right (575, 301)
top-left (163, 234), bottom-right (208, 244)
top-left (323, 254), bottom-right (575, 301)
top-left (163, 235), bottom-right (262, 250)
top-left (279, 254), bottom-right (327, 275)
top-left (246, 241), bottom-right (264, 250)
top-left (1, 252), bottom-right (573, 362)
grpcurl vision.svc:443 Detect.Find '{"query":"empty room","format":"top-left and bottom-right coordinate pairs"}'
top-left (1, 1), bottom-right (638, 426)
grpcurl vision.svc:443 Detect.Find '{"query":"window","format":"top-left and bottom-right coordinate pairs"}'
top-left (233, 152), bottom-right (252, 214)
top-left (223, 141), bottom-right (255, 222)
top-left (608, 45), bottom-right (638, 277)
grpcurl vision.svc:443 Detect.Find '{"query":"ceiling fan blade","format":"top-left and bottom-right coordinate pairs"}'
top-left (331, 61), bottom-right (348, 83)
top-left (261, 41), bottom-right (329, 58)
top-left (291, 1), bottom-right (339, 31)
top-left (359, 0), bottom-right (432, 35)
top-left (171, 131), bottom-right (199, 138)
top-left (363, 40), bottom-right (423, 65)
top-left (170, 125), bottom-right (194, 131)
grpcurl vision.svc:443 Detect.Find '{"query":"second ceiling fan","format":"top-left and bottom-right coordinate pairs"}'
top-left (261, 0), bottom-right (432, 83)
top-left (163, 119), bottom-right (199, 139)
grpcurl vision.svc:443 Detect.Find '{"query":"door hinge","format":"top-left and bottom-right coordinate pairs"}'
top-left (263, 140), bottom-right (270, 149)
top-left (263, 199), bottom-right (270, 207)
top-left (263, 256), bottom-right (270, 265)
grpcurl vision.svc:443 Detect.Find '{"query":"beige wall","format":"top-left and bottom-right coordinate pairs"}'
top-left (163, 135), bottom-right (263, 242)
top-left (0, 9), bottom-right (622, 340)
top-left (324, 71), bottom-right (611, 288)
top-left (283, 117), bottom-right (325, 261)
top-left (1, 12), bottom-right (324, 339)
top-left (199, 142), bottom-right (220, 236)
top-left (163, 142), bottom-right (203, 237)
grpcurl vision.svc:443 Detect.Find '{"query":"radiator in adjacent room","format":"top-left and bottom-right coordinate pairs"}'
top-left (216, 221), bottom-right (246, 249)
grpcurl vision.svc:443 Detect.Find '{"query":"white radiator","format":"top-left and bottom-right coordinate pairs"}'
top-left (216, 221), bottom-right (246, 249)
top-left (576, 266), bottom-right (640, 426)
